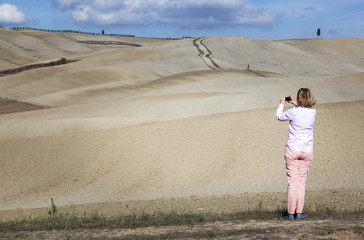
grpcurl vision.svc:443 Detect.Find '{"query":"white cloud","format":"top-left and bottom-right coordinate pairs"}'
top-left (52, 0), bottom-right (276, 28)
top-left (0, 3), bottom-right (26, 24)
top-left (52, 0), bottom-right (84, 10)
top-left (71, 5), bottom-right (92, 22)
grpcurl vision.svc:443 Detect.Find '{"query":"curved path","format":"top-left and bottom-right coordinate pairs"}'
top-left (193, 38), bottom-right (221, 69)
top-left (193, 38), bottom-right (265, 77)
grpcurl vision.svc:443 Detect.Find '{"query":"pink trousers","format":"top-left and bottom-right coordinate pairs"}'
top-left (284, 146), bottom-right (313, 215)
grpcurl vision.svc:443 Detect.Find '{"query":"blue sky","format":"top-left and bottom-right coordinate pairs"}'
top-left (0, 0), bottom-right (363, 40)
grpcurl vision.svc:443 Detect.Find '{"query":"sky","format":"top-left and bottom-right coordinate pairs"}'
top-left (0, 0), bottom-right (363, 40)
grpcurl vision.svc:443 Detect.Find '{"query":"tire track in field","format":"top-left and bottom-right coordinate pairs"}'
top-left (192, 38), bottom-right (267, 77)
top-left (193, 38), bottom-right (222, 69)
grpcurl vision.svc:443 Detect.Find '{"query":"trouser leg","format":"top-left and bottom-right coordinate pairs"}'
top-left (296, 151), bottom-right (313, 214)
top-left (284, 146), bottom-right (299, 215)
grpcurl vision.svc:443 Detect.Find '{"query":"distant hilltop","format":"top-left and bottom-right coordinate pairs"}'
top-left (9, 26), bottom-right (135, 38)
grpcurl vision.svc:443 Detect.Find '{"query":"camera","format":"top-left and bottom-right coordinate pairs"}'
top-left (285, 96), bottom-right (291, 102)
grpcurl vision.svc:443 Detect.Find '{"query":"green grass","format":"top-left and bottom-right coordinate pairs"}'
top-left (353, 226), bottom-right (364, 234)
top-left (316, 228), bottom-right (335, 236)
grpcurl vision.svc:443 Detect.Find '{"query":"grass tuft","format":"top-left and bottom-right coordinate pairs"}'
top-left (316, 228), bottom-right (335, 236)
top-left (48, 198), bottom-right (58, 220)
top-left (353, 226), bottom-right (364, 234)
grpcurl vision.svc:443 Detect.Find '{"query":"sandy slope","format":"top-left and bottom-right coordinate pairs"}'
top-left (0, 29), bottom-right (363, 218)
top-left (1, 101), bottom-right (363, 211)
top-left (0, 27), bottom-right (166, 71)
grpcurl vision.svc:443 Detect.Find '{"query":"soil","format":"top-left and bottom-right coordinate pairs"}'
top-left (0, 98), bottom-right (45, 114)
top-left (1, 34), bottom-right (363, 240)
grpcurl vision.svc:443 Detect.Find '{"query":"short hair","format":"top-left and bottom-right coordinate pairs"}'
top-left (297, 88), bottom-right (316, 108)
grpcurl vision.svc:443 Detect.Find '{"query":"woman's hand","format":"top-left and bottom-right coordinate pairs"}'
top-left (280, 95), bottom-right (298, 106)
top-left (288, 95), bottom-right (298, 106)
top-left (280, 97), bottom-right (286, 104)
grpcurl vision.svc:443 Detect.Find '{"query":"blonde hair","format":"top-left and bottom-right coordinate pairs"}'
top-left (297, 88), bottom-right (316, 108)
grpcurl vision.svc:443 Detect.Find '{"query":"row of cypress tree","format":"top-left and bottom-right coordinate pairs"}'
top-left (9, 27), bottom-right (134, 38)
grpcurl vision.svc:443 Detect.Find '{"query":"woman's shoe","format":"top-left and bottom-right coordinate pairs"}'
top-left (284, 214), bottom-right (294, 220)
top-left (296, 214), bottom-right (306, 219)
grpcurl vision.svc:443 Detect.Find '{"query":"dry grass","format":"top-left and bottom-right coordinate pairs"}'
top-left (1, 207), bottom-right (362, 232)
top-left (0, 210), bottom-right (363, 239)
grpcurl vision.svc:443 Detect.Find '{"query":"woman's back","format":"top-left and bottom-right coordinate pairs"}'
top-left (284, 106), bottom-right (316, 152)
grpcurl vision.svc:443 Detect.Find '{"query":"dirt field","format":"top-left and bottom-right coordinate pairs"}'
top-left (0, 29), bottom-right (363, 239)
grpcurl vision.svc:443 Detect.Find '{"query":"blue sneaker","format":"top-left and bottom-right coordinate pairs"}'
top-left (284, 214), bottom-right (294, 220)
top-left (296, 214), bottom-right (306, 219)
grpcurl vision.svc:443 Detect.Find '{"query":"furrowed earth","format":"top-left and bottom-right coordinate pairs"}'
top-left (0, 28), bottom-right (363, 239)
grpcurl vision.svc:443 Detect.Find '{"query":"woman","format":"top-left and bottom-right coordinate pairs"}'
top-left (275, 88), bottom-right (316, 220)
